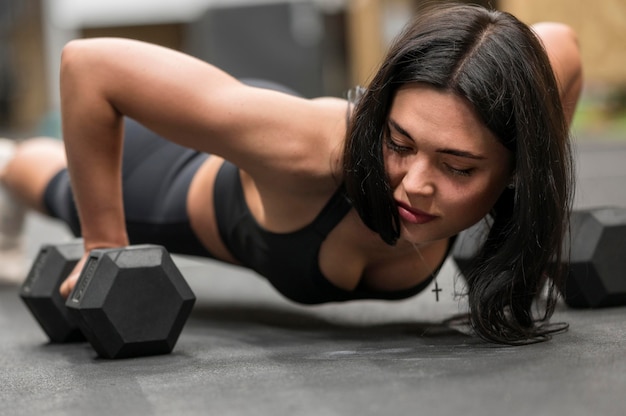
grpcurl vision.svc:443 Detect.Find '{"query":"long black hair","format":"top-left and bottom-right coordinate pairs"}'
top-left (342, 3), bottom-right (574, 344)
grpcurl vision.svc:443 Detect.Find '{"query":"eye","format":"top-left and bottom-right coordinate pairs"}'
top-left (384, 136), bottom-right (412, 154)
top-left (385, 137), bottom-right (410, 154)
top-left (444, 163), bottom-right (474, 177)
top-left (383, 122), bottom-right (415, 155)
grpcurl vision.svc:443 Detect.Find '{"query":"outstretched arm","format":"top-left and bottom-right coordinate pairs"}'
top-left (58, 38), bottom-right (342, 296)
top-left (60, 38), bottom-right (242, 253)
top-left (532, 22), bottom-right (583, 125)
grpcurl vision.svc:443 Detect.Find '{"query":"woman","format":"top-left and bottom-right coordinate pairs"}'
top-left (1, 4), bottom-right (582, 344)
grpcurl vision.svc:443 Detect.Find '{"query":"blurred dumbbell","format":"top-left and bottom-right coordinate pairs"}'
top-left (20, 240), bottom-right (86, 342)
top-left (563, 207), bottom-right (626, 307)
top-left (21, 242), bottom-right (196, 358)
top-left (451, 207), bottom-right (626, 308)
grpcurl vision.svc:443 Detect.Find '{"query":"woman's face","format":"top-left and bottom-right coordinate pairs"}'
top-left (384, 83), bottom-right (513, 245)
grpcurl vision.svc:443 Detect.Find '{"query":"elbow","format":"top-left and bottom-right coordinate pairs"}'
top-left (532, 22), bottom-right (583, 121)
top-left (60, 38), bottom-right (101, 78)
top-left (60, 39), bottom-right (92, 98)
top-left (60, 39), bottom-right (88, 73)
top-left (60, 39), bottom-right (115, 109)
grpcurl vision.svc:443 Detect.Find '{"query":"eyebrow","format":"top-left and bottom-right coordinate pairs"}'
top-left (388, 118), bottom-right (487, 160)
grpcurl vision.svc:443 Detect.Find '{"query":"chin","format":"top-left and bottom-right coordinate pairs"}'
top-left (398, 225), bottom-right (446, 246)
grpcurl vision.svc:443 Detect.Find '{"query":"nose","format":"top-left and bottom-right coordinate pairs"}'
top-left (401, 157), bottom-right (435, 197)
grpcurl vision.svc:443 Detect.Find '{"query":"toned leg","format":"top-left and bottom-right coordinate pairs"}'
top-left (0, 137), bottom-right (66, 283)
top-left (1, 138), bottom-right (67, 214)
top-left (532, 22), bottom-right (583, 126)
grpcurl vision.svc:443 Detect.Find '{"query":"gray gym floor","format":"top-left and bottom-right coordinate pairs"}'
top-left (2, 138), bottom-right (626, 416)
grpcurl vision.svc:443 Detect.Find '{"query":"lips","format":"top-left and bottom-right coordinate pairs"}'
top-left (396, 200), bottom-right (437, 224)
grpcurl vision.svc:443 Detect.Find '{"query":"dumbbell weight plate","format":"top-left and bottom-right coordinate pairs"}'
top-left (450, 220), bottom-right (490, 277)
top-left (19, 240), bottom-right (85, 343)
top-left (65, 245), bottom-right (196, 359)
top-left (452, 208), bottom-right (626, 309)
top-left (565, 207), bottom-right (626, 308)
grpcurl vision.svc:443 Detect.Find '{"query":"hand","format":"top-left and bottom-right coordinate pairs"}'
top-left (60, 252), bottom-right (89, 299)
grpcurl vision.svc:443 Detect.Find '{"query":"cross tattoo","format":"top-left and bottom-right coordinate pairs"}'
top-left (431, 281), bottom-right (442, 302)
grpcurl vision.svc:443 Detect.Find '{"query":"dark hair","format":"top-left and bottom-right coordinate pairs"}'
top-left (342, 3), bottom-right (574, 344)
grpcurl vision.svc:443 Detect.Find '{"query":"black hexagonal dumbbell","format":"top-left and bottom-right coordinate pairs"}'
top-left (20, 242), bottom-right (196, 359)
top-left (564, 207), bottom-right (626, 308)
top-left (19, 240), bottom-right (86, 343)
top-left (448, 221), bottom-right (490, 279)
top-left (65, 245), bottom-right (196, 359)
top-left (451, 207), bottom-right (626, 309)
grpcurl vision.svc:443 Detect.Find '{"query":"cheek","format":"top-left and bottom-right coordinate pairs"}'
top-left (440, 181), bottom-right (505, 224)
top-left (382, 152), bottom-right (402, 185)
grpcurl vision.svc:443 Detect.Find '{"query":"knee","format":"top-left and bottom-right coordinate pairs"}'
top-left (5, 138), bottom-right (66, 177)
top-left (2, 138), bottom-right (67, 211)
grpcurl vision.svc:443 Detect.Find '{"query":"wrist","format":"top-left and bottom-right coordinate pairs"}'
top-left (81, 234), bottom-right (129, 253)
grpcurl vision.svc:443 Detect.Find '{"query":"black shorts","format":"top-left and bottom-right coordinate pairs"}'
top-left (43, 118), bottom-right (214, 258)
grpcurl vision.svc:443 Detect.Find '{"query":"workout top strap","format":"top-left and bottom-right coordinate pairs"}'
top-left (311, 184), bottom-right (353, 238)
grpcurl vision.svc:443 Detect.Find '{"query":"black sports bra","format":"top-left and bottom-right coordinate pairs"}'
top-left (213, 161), bottom-right (442, 304)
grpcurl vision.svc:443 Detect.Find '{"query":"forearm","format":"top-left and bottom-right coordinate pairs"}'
top-left (60, 41), bottom-right (129, 251)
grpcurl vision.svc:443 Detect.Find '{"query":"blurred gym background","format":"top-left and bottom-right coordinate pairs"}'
top-left (1, 0), bottom-right (624, 141)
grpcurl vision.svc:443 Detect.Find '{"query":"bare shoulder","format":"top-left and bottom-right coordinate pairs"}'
top-left (220, 89), bottom-right (350, 188)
